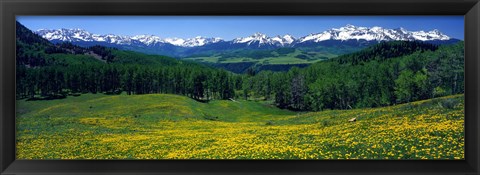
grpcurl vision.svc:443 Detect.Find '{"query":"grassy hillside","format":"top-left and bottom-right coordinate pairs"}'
top-left (16, 94), bottom-right (464, 159)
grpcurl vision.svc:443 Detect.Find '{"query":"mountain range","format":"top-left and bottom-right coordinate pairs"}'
top-left (35, 24), bottom-right (460, 57)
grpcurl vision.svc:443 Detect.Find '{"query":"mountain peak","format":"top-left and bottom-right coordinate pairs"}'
top-left (394, 27), bottom-right (407, 33)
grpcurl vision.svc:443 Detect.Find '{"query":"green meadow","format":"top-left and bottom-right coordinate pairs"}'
top-left (16, 93), bottom-right (464, 159)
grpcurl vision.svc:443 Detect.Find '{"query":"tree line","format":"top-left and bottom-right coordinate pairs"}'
top-left (16, 63), bottom-right (239, 101)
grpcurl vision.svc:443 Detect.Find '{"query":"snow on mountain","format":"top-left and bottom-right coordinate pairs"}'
top-left (182, 36), bottom-right (223, 47)
top-left (35, 29), bottom-right (223, 47)
top-left (233, 32), bottom-right (269, 45)
top-left (270, 34), bottom-right (296, 46)
top-left (102, 34), bottom-right (132, 45)
top-left (36, 24), bottom-right (453, 48)
top-left (299, 24), bottom-right (451, 43)
top-left (410, 29), bottom-right (450, 41)
top-left (163, 38), bottom-right (185, 46)
top-left (233, 33), bottom-right (297, 47)
top-left (130, 35), bottom-right (164, 45)
top-left (282, 34), bottom-right (296, 44)
top-left (37, 28), bottom-right (95, 42)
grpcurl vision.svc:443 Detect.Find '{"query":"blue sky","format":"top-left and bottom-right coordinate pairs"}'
top-left (16, 16), bottom-right (464, 40)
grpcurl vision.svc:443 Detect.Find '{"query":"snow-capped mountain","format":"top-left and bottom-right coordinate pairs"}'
top-left (410, 29), bottom-right (450, 41)
top-left (36, 29), bottom-right (223, 47)
top-left (232, 33), bottom-right (296, 47)
top-left (36, 24), bottom-right (453, 48)
top-left (233, 32), bottom-right (270, 45)
top-left (298, 24), bottom-right (450, 43)
top-left (130, 35), bottom-right (164, 45)
top-left (34, 24), bottom-right (458, 57)
top-left (36, 24), bottom-right (454, 48)
top-left (183, 36), bottom-right (223, 47)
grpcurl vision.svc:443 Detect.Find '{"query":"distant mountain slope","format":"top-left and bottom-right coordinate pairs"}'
top-left (34, 24), bottom-right (461, 57)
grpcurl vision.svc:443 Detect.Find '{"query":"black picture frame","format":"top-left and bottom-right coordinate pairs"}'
top-left (1, 0), bottom-right (479, 174)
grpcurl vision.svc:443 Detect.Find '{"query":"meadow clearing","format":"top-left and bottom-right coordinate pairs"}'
top-left (16, 93), bottom-right (464, 159)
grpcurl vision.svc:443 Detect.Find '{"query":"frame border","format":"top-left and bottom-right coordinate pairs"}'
top-left (1, 0), bottom-right (479, 174)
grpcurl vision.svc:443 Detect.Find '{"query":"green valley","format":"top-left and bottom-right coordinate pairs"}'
top-left (184, 48), bottom-right (337, 64)
top-left (182, 46), bottom-right (359, 73)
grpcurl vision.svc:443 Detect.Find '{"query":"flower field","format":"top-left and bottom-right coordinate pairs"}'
top-left (16, 93), bottom-right (464, 159)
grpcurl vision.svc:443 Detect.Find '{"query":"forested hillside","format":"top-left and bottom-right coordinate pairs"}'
top-left (240, 41), bottom-right (464, 111)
